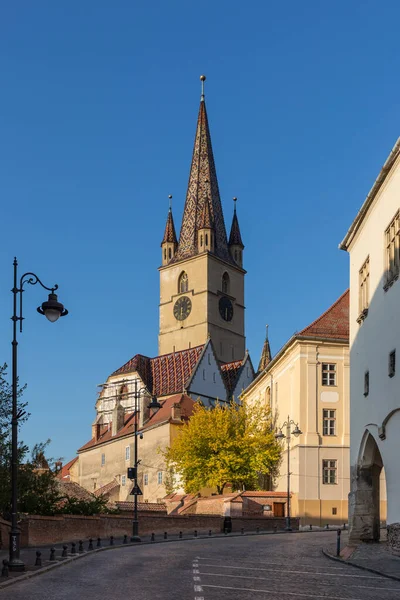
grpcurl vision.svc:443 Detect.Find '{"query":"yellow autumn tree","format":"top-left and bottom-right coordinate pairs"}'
top-left (165, 401), bottom-right (281, 494)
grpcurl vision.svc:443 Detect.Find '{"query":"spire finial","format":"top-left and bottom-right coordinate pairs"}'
top-left (233, 197), bottom-right (237, 213)
top-left (168, 194), bottom-right (172, 212)
top-left (200, 75), bottom-right (206, 101)
top-left (266, 324), bottom-right (269, 338)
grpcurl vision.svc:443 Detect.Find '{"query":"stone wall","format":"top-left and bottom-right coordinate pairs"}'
top-left (0, 518), bottom-right (11, 549)
top-left (19, 513), bottom-right (298, 547)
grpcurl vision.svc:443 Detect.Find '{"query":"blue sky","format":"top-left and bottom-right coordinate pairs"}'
top-left (1, 1), bottom-right (399, 461)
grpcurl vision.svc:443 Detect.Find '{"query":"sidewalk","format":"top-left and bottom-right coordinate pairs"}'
top-left (325, 529), bottom-right (400, 581)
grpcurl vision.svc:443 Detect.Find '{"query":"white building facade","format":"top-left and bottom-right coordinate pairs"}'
top-left (340, 139), bottom-right (400, 552)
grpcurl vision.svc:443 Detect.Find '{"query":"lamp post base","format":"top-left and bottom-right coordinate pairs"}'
top-left (131, 519), bottom-right (141, 542)
top-left (8, 559), bottom-right (25, 572)
top-left (130, 535), bottom-right (141, 543)
top-left (285, 517), bottom-right (292, 532)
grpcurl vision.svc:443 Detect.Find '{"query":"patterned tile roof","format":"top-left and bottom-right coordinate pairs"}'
top-left (172, 98), bottom-right (233, 264)
top-left (115, 501), bottom-right (167, 512)
top-left (199, 197), bottom-right (214, 229)
top-left (299, 289), bottom-right (349, 340)
top-left (56, 481), bottom-right (94, 502)
top-left (228, 208), bottom-right (244, 248)
top-left (220, 359), bottom-right (244, 394)
top-left (161, 208), bottom-right (178, 245)
top-left (258, 327), bottom-right (272, 373)
top-left (112, 345), bottom-right (205, 397)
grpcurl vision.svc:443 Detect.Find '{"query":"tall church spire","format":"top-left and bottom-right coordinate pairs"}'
top-left (161, 195), bottom-right (178, 265)
top-left (173, 76), bottom-right (231, 264)
top-left (258, 325), bottom-right (272, 373)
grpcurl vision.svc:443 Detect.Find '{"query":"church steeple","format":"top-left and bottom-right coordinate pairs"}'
top-left (198, 196), bottom-right (215, 253)
top-left (258, 325), bottom-right (272, 373)
top-left (229, 198), bottom-right (244, 267)
top-left (173, 75), bottom-right (231, 264)
top-left (161, 195), bottom-right (178, 266)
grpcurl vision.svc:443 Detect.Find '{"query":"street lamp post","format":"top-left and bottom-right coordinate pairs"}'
top-left (128, 379), bottom-right (161, 542)
top-left (9, 258), bottom-right (68, 572)
top-left (275, 416), bottom-right (302, 532)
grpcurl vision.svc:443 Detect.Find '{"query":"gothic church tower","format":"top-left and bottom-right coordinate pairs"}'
top-left (159, 77), bottom-right (246, 363)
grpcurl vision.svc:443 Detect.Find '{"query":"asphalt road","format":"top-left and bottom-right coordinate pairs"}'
top-left (2, 531), bottom-right (400, 600)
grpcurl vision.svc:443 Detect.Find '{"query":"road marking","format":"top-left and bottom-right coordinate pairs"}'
top-left (194, 585), bottom-right (203, 592)
top-left (198, 571), bottom-right (400, 591)
top-left (194, 597), bottom-right (204, 600)
top-left (202, 583), bottom-right (369, 599)
top-left (193, 569), bottom-right (200, 573)
top-left (196, 563), bottom-right (379, 579)
top-left (193, 576), bottom-right (201, 581)
top-left (195, 557), bottom-right (349, 570)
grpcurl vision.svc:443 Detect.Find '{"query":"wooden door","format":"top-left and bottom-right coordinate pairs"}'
top-left (273, 502), bottom-right (285, 517)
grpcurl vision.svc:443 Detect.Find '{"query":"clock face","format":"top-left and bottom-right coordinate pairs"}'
top-left (174, 296), bottom-right (192, 321)
top-left (219, 296), bottom-right (233, 322)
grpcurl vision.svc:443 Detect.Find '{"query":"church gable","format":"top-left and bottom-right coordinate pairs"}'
top-left (187, 339), bottom-right (227, 405)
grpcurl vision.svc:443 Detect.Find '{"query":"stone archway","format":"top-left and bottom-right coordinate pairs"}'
top-left (349, 430), bottom-right (383, 544)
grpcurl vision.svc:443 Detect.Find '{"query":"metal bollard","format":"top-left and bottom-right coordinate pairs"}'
top-left (179, 531), bottom-right (182, 539)
top-left (35, 551), bottom-right (42, 567)
top-left (97, 537), bottom-right (102, 548)
top-left (49, 547), bottom-right (56, 561)
top-left (256, 527), bottom-right (260, 534)
top-left (123, 534), bottom-right (128, 544)
top-left (336, 529), bottom-right (341, 557)
top-left (209, 529), bottom-right (212, 537)
top-left (110, 536), bottom-right (114, 546)
top-left (241, 528), bottom-right (244, 535)
top-left (88, 538), bottom-right (94, 551)
top-left (62, 544), bottom-right (68, 558)
top-left (273, 525), bottom-right (277, 534)
top-left (343, 523), bottom-right (346, 530)
top-left (78, 540), bottom-right (84, 553)
top-left (164, 532), bottom-right (168, 540)
top-left (194, 530), bottom-right (198, 538)
top-left (1, 559), bottom-right (9, 577)
top-left (71, 542), bottom-right (76, 555)
top-left (326, 524), bottom-right (329, 530)
top-left (151, 533), bottom-right (155, 542)
top-left (224, 528), bottom-right (227, 535)
top-left (309, 524), bottom-right (312, 531)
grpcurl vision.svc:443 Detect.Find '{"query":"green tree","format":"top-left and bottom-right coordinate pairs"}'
top-left (165, 401), bottom-right (282, 494)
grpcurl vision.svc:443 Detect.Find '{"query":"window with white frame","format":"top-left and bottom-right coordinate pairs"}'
top-left (385, 211), bottom-right (400, 287)
top-left (121, 475), bottom-right (126, 486)
top-left (322, 459), bottom-right (337, 484)
top-left (322, 363), bottom-right (336, 386)
top-left (144, 473), bottom-right (149, 486)
top-left (157, 471), bottom-right (163, 485)
top-left (322, 409), bottom-right (336, 436)
top-left (101, 453), bottom-right (105, 466)
top-left (125, 446), bottom-right (130, 461)
top-left (358, 257), bottom-right (370, 318)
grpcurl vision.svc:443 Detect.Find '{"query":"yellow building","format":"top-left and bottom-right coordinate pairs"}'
top-left (242, 291), bottom-right (350, 526)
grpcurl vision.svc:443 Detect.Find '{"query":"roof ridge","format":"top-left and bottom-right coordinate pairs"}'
top-left (299, 289), bottom-right (349, 336)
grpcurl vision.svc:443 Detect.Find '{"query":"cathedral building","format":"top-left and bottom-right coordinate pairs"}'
top-left (74, 78), bottom-right (255, 503)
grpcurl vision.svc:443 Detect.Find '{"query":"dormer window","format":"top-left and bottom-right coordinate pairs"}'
top-left (222, 272), bottom-right (230, 294)
top-left (178, 271), bottom-right (189, 294)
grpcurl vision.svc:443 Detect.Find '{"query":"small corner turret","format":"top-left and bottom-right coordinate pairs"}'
top-left (228, 197), bottom-right (244, 267)
top-left (161, 195), bottom-right (178, 266)
top-left (198, 196), bottom-right (215, 253)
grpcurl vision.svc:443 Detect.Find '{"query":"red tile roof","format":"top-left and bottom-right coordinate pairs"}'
top-left (299, 290), bottom-right (349, 341)
top-left (94, 479), bottom-right (120, 498)
top-left (78, 394), bottom-right (195, 452)
top-left (56, 457), bottom-right (78, 480)
top-left (220, 359), bottom-right (244, 394)
top-left (112, 345), bottom-right (205, 398)
top-left (116, 501), bottom-right (167, 513)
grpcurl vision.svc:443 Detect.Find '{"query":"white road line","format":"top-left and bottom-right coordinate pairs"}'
top-left (193, 576), bottom-right (201, 581)
top-left (196, 563), bottom-right (379, 579)
top-left (195, 557), bottom-right (348, 570)
top-left (193, 569), bottom-right (200, 573)
top-left (198, 571), bottom-right (400, 591)
top-left (194, 585), bottom-right (203, 592)
top-left (202, 583), bottom-right (368, 600)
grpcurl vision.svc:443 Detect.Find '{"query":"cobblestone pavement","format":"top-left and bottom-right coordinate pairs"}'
top-left (3, 531), bottom-right (400, 600)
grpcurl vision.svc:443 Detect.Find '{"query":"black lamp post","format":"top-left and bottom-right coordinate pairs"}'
top-left (8, 258), bottom-right (68, 572)
top-left (275, 416), bottom-right (302, 532)
top-left (128, 379), bottom-right (161, 542)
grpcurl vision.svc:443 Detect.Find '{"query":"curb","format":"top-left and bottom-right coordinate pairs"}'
top-left (322, 548), bottom-right (400, 582)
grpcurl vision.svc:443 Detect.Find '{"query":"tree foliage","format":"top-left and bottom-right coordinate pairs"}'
top-left (165, 401), bottom-right (282, 494)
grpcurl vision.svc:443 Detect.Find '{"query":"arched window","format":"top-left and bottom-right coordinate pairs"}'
top-left (168, 248), bottom-right (172, 259)
top-left (178, 271), bottom-right (188, 294)
top-left (200, 235), bottom-right (203, 247)
top-left (222, 272), bottom-right (230, 294)
top-left (205, 233), bottom-right (208, 246)
top-left (164, 249), bottom-right (166, 260)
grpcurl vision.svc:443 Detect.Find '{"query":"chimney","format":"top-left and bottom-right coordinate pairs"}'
top-left (55, 461), bottom-right (62, 475)
top-left (112, 400), bottom-right (124, 436)
top-left (171, 403), bottom-right (182, 422)
top-left (92, 422), bottom-right (101, 442)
